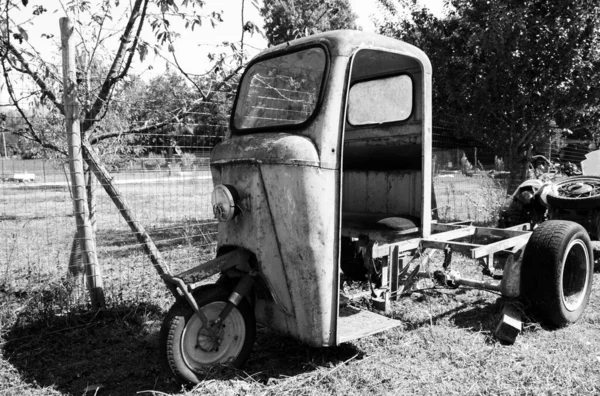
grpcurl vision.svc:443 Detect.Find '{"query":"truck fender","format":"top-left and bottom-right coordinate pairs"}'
top-left (170, 248), bottom-right (252, 286)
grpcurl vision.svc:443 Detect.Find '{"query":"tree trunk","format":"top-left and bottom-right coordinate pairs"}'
top-left (507, 143), bottom-right (531, 195)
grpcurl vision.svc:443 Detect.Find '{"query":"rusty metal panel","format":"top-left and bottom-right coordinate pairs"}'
top-left (211, 133), bottom-right (320, 166)
top-left (259, 164), bottom-right (339, 347)
top-left (211, 139), bottom-right (340, 347)
top-left (312, 57), bottom-right (347, 170)
top-left (211, 163), bottom-right (295, 315)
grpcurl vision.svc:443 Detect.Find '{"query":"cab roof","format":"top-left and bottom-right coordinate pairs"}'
top-left (254, 30), bottom-right (431, 73)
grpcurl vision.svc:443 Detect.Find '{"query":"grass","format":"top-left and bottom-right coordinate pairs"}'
top-left (2, 162), bottom-right (600, 395)
top-left (2, 270), bottom-right (600, 395)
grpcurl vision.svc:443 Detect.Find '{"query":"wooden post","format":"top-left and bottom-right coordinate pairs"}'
top-left (82, 53), bottom-right (97, 234)
top-left (60, 17), bottom-right (105, 309)
top-left (389, 246), bottom-right (399, 300)
top-left (474, 147), bottom-right (478, 171)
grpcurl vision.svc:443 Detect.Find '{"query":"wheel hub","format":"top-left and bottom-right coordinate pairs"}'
top-left (566, 183), bottom-right (593, 195)
top-left (180, 300), bottom-right (247, 369)
top-left (196, 322), bottom-right (223, 352)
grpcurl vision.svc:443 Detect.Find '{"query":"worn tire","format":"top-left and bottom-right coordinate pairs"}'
top-left (521, 220), bottom-right (593, 327)
top-left (159, 284), bottom-right (256, 384)
top-left (547, 176), bottom-right (600, 210)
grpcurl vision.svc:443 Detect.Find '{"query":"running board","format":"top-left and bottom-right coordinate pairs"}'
top-left (337, 305), bottom-right (401, 344)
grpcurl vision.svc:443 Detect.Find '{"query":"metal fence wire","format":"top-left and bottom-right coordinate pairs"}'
top-left (0, 91), bottom-right (593, 310)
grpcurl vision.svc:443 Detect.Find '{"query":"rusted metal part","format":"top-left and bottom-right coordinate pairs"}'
top-left (495, 304), bottom-right (522, 344)
top-left (212, 160), bottom-right (339, 347)
top-left (174, 249), bottom-right (251, 286)
top-left (211, 134), bottom-right (321, 168)
top-left (503, 223), bottom-right (531, 231)
top-left (164, 275), bottom-right (209, 329)
top-left (373, 225), bottom-right (531, 260)
top-left (389, 246), bottom-right (400, 298)
top-left (211, 275), bottom-right (255, 331)
top-left (397, 263), bottom-right (420, 296)
top-left (500, 252), bottom-right (522, 298)
top-left (444, 270), bottom-right (502, 292)
top-left (442, 244), bottom-right (453, 270)
top-left (470, 233), bottom-right (531, 259)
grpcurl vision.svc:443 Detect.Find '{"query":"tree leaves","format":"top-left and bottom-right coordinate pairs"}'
top-left (378, 0), bottom-right (600, 156)
top-left (138, 41), bottom-right (149, 62)
top-left (260, 0), bottom-right (358, 46)
top-left (32, 5), bottom-right (46, 15)
top-left (14, 26), bottom-right (28, 42)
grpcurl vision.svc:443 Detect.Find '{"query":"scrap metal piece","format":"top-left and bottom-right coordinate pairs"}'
top-left (398, 263), bottom-right (421, 294)
top-left (442, 244), bottom-right (453, 270)
top-left (494, 304), bottom-right (522, 344)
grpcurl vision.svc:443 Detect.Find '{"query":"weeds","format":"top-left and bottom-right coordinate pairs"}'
top-left (435, 174), bottom-right (508, 225)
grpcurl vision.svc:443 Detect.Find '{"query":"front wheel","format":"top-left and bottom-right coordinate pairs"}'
top-left (159, 284), bottom-right (256, 384)
top-left (521, 220), bottom-right (593, 327)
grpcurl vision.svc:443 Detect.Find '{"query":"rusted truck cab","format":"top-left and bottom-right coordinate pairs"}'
top-left (160, 30), bottom-right (592, 385)
top-left (211, 30), bottom-right (431, 346)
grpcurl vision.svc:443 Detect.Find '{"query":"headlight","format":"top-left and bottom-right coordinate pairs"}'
top-left (212, 184), bottom-right (240, 222)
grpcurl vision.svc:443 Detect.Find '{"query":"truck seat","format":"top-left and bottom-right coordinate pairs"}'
top-left (341, 212), bottom-right (420, 243)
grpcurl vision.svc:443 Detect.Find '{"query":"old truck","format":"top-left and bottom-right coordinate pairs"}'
top-left (158, 30), bottom-right (594, 384)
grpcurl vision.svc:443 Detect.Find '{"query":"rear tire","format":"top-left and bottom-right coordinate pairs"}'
top-left (521, 220), bottom-right (593, 327)
top-left (159, 284), bottom-right (256, 384)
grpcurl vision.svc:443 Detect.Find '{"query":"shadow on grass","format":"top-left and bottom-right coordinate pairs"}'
top-left (394, 292), bottom-right (504, 336)
top-left (3, 302), bottom-right (179, 396)
top-left (3, 297), bottom-right (362, 395)
top-left (242, 326), bottom-right (362, 384)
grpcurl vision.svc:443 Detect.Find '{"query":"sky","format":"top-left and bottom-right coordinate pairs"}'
top-left (1, 0), bottom-right (445, 103)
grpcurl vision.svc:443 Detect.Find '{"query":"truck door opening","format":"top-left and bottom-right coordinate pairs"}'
top-left (341, 49), bottom-right (428, 249)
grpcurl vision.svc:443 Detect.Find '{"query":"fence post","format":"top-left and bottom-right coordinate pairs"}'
top-left (60, 17), bottom-right (105, 309)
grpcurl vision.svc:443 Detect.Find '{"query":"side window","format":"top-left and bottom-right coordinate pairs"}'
top-left (347, 75), bottom-right (413, 125)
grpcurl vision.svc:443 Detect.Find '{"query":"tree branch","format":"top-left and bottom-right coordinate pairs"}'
top-left (1, 41), bottom-right (64, 114)
top-left (204, 64), bottom-right (244, 103)
top-left (89, 120), bottom-right (171, 144)
top-left (89, 109), bottom-right (184, 144)
top-left (1, 58), bottom-right (66, 155)
top-left (83, 0), bottom-right (149, 132)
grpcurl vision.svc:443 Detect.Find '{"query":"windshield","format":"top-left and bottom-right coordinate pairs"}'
top-left (232, 46), bottom-right (327, 131)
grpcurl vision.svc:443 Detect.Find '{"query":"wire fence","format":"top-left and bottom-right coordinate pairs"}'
top-left (0, 95), bottom-right (594, 312)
